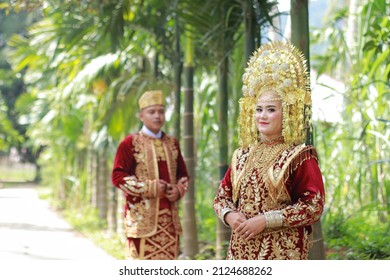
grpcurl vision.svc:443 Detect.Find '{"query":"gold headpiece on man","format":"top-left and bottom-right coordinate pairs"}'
top-left (238, 41), bottom-right (312, 147)
top-left (138, 90), bottom-right (165, 110)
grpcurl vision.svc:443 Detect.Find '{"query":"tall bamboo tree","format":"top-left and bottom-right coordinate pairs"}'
top-left (181, 26), bottom-right (198, 259)
top-left (290, 0), bottom-right (326, 260)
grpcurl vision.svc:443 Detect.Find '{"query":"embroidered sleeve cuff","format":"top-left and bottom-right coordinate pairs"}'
top-left (121, 176), bottom-right (157, 198)
top-left (176, 177), bottom-right (189, 198)
top-left (264, 210), bottom-right (284, 229)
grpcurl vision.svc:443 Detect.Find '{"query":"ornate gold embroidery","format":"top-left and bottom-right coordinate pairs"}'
top-left (142, 210), bottom-right (179, 260)
top-left (235, 141), bottom-right (291, 215)
top-left (231, 148), bottom-right (250, 203)
top-left (128, 199), bottom-right (151, 222)
top-left (217, 142), bottom-right (323, 260)
top-left (153, 139), bottom-right (166, 161)
top-left (283, 191), bottom-right (324, 227)
top-left (124, 132), bottom-right (184, 238)
top-left (229, 228), bottom-right (307, 260)
top-left (121, 176), bottom-right (146, 193)
top-left (126, 241), bottom-right (140, 259)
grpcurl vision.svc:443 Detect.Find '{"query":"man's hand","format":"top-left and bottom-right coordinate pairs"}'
top-left (157, 179), bottom-right (167, 198)
top-left (165, 184), bottom-right (180, 202)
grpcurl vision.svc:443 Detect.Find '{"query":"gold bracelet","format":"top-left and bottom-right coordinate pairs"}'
top-left (264, 210), bottom-right (283, 228)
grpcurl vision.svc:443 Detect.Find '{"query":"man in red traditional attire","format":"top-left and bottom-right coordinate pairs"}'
top-left (112, 90), bottom-right (189, 260)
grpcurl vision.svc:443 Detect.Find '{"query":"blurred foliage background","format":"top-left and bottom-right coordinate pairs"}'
top-left (0, 0), bottom-right (388, 259)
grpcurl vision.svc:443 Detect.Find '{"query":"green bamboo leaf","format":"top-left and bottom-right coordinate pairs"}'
top-left (108, 107), bottom-right (124, 140)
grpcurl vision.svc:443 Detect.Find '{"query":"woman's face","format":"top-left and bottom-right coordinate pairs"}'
top-left (255, 90), bottom-right (283, 141)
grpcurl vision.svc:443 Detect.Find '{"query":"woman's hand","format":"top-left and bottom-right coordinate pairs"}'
top-left (225, 211), bottom-right (247, 230)
top-left (235, 214), bottom-right (267, 241)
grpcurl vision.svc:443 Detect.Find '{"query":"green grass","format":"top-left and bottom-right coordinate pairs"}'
top-left (62, 207), bottom-right (126, 260)
top-left (323, 209), bottom-right (390, 260)
top-left (0, 163), bottom-right (36, 182)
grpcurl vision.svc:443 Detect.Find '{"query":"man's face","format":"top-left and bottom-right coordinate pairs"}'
top-left (139, 105), bottom-right (165, 134)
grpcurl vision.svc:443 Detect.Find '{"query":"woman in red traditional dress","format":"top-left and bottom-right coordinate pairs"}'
top-left (213, 41), bottom-right (325, 260)
top-left (112, 90), bottom-right (189, 260)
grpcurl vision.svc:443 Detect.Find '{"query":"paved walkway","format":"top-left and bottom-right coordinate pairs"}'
top-left (0, 182), bottom-right (114, 260)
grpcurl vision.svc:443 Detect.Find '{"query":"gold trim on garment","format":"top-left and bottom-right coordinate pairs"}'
top-left (124, 133), bottom-right (160, 238)
top-left (232, 140), bottom-right (290, 205)
top-left (162, 140), bottom-right (174, 184)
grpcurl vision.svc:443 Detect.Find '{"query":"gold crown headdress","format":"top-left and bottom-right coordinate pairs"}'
top-left (238, 41), bottom-right (312, 147)
top-left (138, 90), bottom-right (165, 110)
